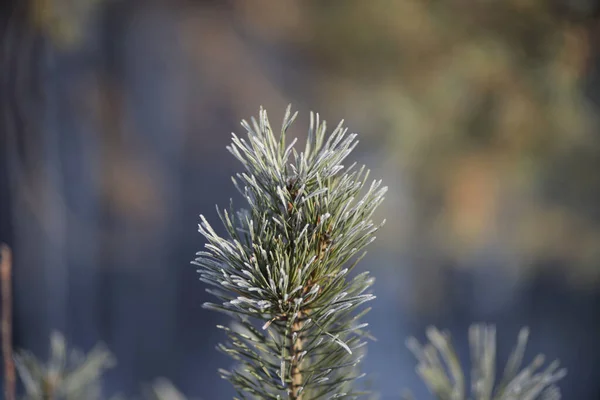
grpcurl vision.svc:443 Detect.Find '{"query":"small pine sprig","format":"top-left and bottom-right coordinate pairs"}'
top-left (14, 331), bottom-right (116, 400)
top-left (193, 105), bottom-right (387, 399)
top-left (404, 324), bottom-right (567, 400)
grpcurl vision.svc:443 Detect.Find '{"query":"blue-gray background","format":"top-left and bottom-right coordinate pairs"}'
top-left (2, 0), bottom-right (600, 398)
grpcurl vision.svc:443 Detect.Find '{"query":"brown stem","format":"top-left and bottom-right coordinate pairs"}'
top-left (1, 244), bottom-right (15, 400)
top-left (289, 314), bottom-right (305, 400)
top-left (43, 377), bottom-right (55, 400)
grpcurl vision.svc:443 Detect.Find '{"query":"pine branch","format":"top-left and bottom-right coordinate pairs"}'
top-left (14, 331), bottom-right (116, 400)
top-left (405, 324), bottom-right (567, 400)
top-left (193, 105), bottom-right (387, 399)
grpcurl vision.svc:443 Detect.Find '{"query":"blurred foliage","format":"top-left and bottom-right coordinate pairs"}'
top-left (13, 332), bottom-right (191, 400)
top-left (27, 0), bottom-right (105, 49)
top-left (404, 324), bottom-right (566, 400)
top-left (14, 331), bottom-right (116, 400)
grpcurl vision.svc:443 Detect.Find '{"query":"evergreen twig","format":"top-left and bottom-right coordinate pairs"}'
top-left (193, 105), bottom-right (387, 399)
top-left (14, 331), bottom-right (116, 400)
top-left (405, 324), bottom-right (567, 400)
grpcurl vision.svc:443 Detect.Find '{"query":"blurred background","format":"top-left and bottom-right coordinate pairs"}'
top-left (2, 0), bottom-right (600, 398)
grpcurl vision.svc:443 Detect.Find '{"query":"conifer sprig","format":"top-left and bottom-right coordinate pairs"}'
top-left (14, 331), bottom-right (115, 400)
top-left (405, 325), bottom-right (567, 400)
top-left (193, 106), bottom-right (387, 399)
